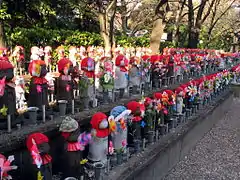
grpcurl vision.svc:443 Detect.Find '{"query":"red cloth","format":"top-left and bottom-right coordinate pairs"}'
top-left (115, 55), bottom-right (128, 72)
top-left (0, 60), bottom-right (13, 70)
top-left (165, 90), bottom-right (174, 96)
top-left (127, 101), bottom-right (145, 122)
top-left (26, 133), bottom-right (49, 150)
top-left (142, 55), bottom-right (150, 62)
top-left (58, 58), bottom-right (72, 72)
top-left (0, 56), bottom-right (9, 61)
top-left (175, 87), bottom-right (183, 94)
top-left (36, 154), bottom-right (52, 165)
top-left (61, 132), bottom-right (81, 151)
top-left (28, 60), bottom-right (46, 76)
top-left (32, 77), bottom-right (48, 85)
top-left (150, 55), bottom-right (162, 64)
top-left (67, 142), bottom-right (81, 152)
top-left (91, 112), bottom-right (109, 138)
top-left (153, 92), bottom-right (162, 100)
top-left (81, 57), bottom-right (95, 78)
top-left (144, 97), bottom-right (152, 107)
top-left (26, 133), bottom-right (52, 165)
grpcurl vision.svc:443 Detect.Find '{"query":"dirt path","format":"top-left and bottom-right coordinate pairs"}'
top-left (164, 97), bottom-right (240, 180)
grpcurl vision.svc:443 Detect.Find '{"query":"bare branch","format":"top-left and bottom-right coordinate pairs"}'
top-left (201, 0), bottom-right (216, 24)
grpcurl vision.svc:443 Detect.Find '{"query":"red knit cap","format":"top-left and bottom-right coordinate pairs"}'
top-left (127, 101), bottom-right (145, 114)
top-left (150, 55), bottom-right (162, 64)
top-left (165, 89), bottom-right (174, 96)
top-left (142, 55), bottom-right (150, 62)
top-left (0, 60), bottom-right (13, 70)
top-left (144, 97), bottom-right (152, 107)
top-left (26, 132), bottom-right (49, 151)
top-left (28, 60), bottom-right (45, 76)
top-left (175, 87), bottom-right (183, 94)
top-left (115, 55), bottom-right (128, 67)
top-left (58, 58), bottom-right (72, 72)
top-left (91, 112), bottom-right (109, 138)
top-left (81, 57), bottom-right (95, 71)
top-left (153, 92), bottom-right (162, 100)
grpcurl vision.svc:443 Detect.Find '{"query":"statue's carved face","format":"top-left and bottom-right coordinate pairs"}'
top-left (99, 119), bottom-right (108, 129)
top-left (0, 68), bottom-right (14, 81)
top-left (40, 65), bottom-right (47, 77)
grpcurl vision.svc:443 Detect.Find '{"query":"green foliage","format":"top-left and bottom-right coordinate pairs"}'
top-left (198, 25), bottom-right (233, 51)
top-left (159, 41), bottom-right (174, 53)
top-left (116, 35), bottom-right (150, 47)
top-left (0, 2), bottom-right (11, 20)
top-left (6, 27), bottom-right (154, 60)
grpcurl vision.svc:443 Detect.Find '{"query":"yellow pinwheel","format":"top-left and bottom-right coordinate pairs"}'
top-left (0, 105), bottom-right (8, 116)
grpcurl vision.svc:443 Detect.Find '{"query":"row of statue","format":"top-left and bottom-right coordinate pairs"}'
top-left (2, 65), bottom-right (237, 180)
top-left (0, 46), bottom-right (238, 132)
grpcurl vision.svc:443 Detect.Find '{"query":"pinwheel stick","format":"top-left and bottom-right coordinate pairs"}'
top-left (42, 105), bottom-right (46, 123)
top-left (7, 114), bottom-right (11, 133)
top-left (72, 99), bottom-right (74, 115)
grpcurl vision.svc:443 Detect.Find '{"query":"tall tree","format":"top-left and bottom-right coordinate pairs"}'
top-left (206, 0), bottom-right (236, 44)
top-left (150, 0), bottom-right (170, 54)
top-left (0, 0), bottom-right (11, 47)
top-left (94, 0), bottom-right (117, 52)
top-left (187, 0), bottom-right (216, 48)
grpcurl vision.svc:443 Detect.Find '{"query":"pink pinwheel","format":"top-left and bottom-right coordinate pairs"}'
top-left (66, 84), bottom-right (71, 92)
top-left (0, 77), bottom-right (6, 97)
top-left (109, 141), bottom-right (114, 155)
top-left (122, 139), bottom-right (127, 147)
top-left (31, 139), bottom-right (42, 169)
top-left (36, 85), bottom-right (42, 93)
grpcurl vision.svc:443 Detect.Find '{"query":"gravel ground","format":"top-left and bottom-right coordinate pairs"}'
top-left (164, 97), bottom-right (240, 180)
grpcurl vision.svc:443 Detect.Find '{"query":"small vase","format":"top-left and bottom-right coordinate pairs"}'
top-left (159, 125), bottom-right (167, 135)
top-left (58, 100), bottom-right (67, 116)
top-left (147, 131), bottom-right (155, 144)
top-left (102, 90), bottom-right (109, 104)
top-left (83, 97), bottom-right (89, 110)
top-left (116, 152), bottom-right (123, 165)
top-left (94, 162), bottom-right (105, 180)
top-left (27, 107), bottom-right (39, 125)
top-left (133, 140), bottom-right (141, 153)
top-left (64, 178), bottom-right (78, 180)
top-left (110, 153), bottom-right (117, 167)
top-left (122, 151), bottom-right (128, 162)
top-left (185, 109), bottom-right (191, 118)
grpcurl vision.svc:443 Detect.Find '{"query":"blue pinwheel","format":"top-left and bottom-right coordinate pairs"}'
top-left (141, 121), bottom-right (146, 128)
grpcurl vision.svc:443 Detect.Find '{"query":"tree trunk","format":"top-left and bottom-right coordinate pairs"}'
top-left (188, 28), bottom-right (199, 48)
top-left (150, 18), bottom-right (165, 54)
top-left (0, 21), bottom-right (6, 47)
top-left (98, 13), bottom-right (111, 52)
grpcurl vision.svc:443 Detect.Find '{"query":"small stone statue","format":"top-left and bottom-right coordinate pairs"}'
top-left (143, 97), bottom-right (156, 137)
top-left (59, 116), bottom-right (83, 179)
top-left (129, 57), bottom-right (141, 95)
top-left (0, 60), bottom-right (16, 128)
top-left (69, 46), bottom-right (78, 67)
top-left (28, 60), bottom-right (48, 110)
top-left (88, 112), bottom-right (110, 166)
top-left (44, 46), bottom-right (52, 72)
top-left (12, 46), bottom-right (25, 75)
top-left (99, 57), bottom-right (114, 104)
top-left (56, 58), bottom-right (74, 102)
top-left (80, 57), bottom-right (95, 110)
top-left (175, 87), bottom-right (184, 115)
top-left (126, 101), bottom-right (145, 147)
top-left (30, 46), bottom-right (40, 62)
top-left (114, 55), bottom-right (129, 99)
top-left (141, 55), bottom-right (152, 91)
top-left (26, 132), bottom-right (52, 180)
top-left (109, 106), bottom-right (131, 152)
